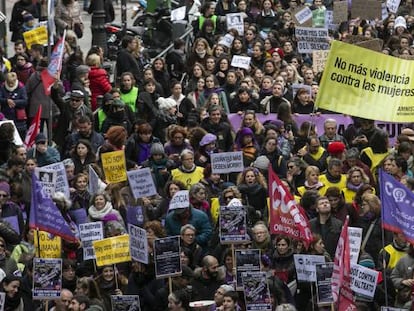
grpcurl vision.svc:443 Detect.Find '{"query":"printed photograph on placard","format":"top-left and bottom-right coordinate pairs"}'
top-left (111, 295), bottom-right (140, 311)
top-left (219, 204), bottom-right (247, 244)
top-left (242, 271), bottom-right (272, 311)
top-left (235, 249), bottom-right (260, 290)
top-left (154, 236), bottom-right (181, 278)
top-left (33, 258), bottom-right (62, 300)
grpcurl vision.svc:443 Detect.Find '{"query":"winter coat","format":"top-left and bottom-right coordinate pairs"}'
top-left (165, 206), bottom-right (212, 249)
top-left (201, 118), bottom-right (234, 152)
top-left (12, 63), bottom-right (35, 85)
top-left (191, 266), bottom-right (225, 301)
top-left (0, 82), bottom-right (27, 129)
top-left (25, 71), bottom-right (54, 119)
top-left (125, 134), bottom-right (160, 166)
top-left (310, 215), bottom-right (343, 258)
top-left (88, 66), bottom-right (112, 111)
top-left (9, 0), bottom-right (40, 42)
top-left (54, 0), bottom-right (83, 35)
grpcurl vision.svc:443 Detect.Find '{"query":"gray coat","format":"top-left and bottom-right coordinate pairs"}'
top-left (25, 71), bottom-right (54, 119)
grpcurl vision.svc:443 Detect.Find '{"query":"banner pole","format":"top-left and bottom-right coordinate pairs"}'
top-left (36, 228), bottom-right (41, 257)
top-left (310, 282), bottom-right (315, 311)
top-left (168, 276), bottom-right (173, 295)
top-left (114, 264), bottom-right (119, 289)
top-left (380, 225), bottom-right (389, 306)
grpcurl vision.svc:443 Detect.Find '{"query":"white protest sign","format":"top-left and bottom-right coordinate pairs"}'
top-left (231, 55), bottom-right (251, 70)
top-left (295, 6), bottom-right (312, 25)
top-left (210, 151), bottom-right (244, 174)
top-left (43, 162), bottom-right (70, 197)
top-left (226, 13), bottom-right (244, 35)
top-left (382, 2), bottom-right (389, 21)
top-left (0, 292), bottom-right (4, 311)
top-left (295, 27), bottom-right (329, 53)
top-left (350, 264), bottom-right (379, 298)
top-left (171, 6), bottom-right (186, 21)
top-left (348, 227), bottom-right (362, 265)
top-left (88, 165), bottom-right (106, 196)
top-left (79, 222), bottom-right (104, 260)
top-left (293, 254), bottom-right (326, 282)
top-left (127, 168), bottom-right (157, 199)
top-left (381, 307), bottom-right (407, 311)
top-left (386, 0), bottom-right (401, 13)
top-left (218, 34), bottom-right (234, 48)
top-left (129, 224), bottom-right (148, 264)
top-left (169, 190), bottom-right (189, 210)
top-left (34, 168), bottom-right (57, 197)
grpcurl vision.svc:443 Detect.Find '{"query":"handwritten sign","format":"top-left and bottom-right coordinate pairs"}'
top-left (128, 224), bottom-right (148, 264)
top-left (42, 162), bottom-right (70, 197)
top-left (350, 264), bottom-right (379, 298)
top-left (169, 190), bottom-right (189, 210)
top-left (79, 222), bottom-right (104, 260)
top-left (231, 55), bottom-right (251, 70)
top-left (23, 26), bottom-right (48, 49)
top-left (93, 235), bottom-right (131, 266)
top-left (333, 1), bottom-right (348, 24)
top-left (295, 27), bottom-right (329, 53)
top-left (348, 227), bottom-right (362, 264)
top-left (312, 50), bottom-right (330, 73)
top-left (211, 151), bottom-right (244, 174)
top-left (127, 168), bottom-right (157, 199)
top-left (293, 254), bottom-right (326, 282)
top-left (294, 6), bottom-right (312, 25)
top-left (34, 231), bottom-right (62, 258)
top-left (101, 150), bottom-right (127, 183)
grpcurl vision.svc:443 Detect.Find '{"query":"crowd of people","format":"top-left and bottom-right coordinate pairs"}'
top-left (2, 0), bottom-right (414, 310)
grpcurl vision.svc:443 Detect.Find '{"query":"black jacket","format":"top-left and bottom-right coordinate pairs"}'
top-left (310, 215), bottom-right (343, 258)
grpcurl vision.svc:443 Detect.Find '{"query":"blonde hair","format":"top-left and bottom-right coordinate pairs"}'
top-left (86, 53), bottom-right (101, 67)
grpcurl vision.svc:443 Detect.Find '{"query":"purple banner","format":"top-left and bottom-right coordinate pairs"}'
top-left (380, 169), bottom-right (414, 244)
top-left (29, 175), bottom-right (77, 242)
top-left (227, 113), bottom-right (405, 146)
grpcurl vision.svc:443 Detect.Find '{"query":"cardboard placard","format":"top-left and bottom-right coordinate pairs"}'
top-left (333, 1), bottom-right (348, 24)
top-left (79, 222), bottom-right (104, 260)
top-left (351, 0), bottom-right (382, 20)
top-left (312, 50), bottom-right (330, 73)
top-left (127, 168), bottom-right (157, 199)
top-left (210, 151), bottom-right (244, 174)
top-left (101, 150), bottom-right (127, 183)
top-left (293, 254), bottom-right (326, 282)
top-left (316, 263), bottom-right (334, 306)
top-left (93, 235), bottom-right (131, 266)
top-left (33, 258), bottom-right (62, 300)
top-left (128, 224), bottom-right (148, 264)
top-left (295, 27), bottom-right (330, 53)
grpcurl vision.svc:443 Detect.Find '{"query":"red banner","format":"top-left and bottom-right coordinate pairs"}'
top-left (332, 216), bottom-right (356, 310)
top-left (24, 106), bottom-right (42, 149)
top-left (268, 164), bottom-right (313, 247)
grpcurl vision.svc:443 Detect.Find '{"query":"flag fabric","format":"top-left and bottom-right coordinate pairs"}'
top-left (41, 31), bottom-right (66, 95)
top-left (88, 165), bottom-right (107, 195)
top-left (331, 216), bottom-right (356, 310)
top-left (380, 169), bottom-right (414, 244)
top-left (268, 164), bottom-right (313, 248)
top-left (29, 174), bottom-right (77, 242)
top-left (24, 105), bottom-right (42, 149)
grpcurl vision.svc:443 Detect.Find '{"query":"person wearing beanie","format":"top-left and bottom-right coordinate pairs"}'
top-left (233, 127), bottom-right (260, 167)
top-left (394, 16), bottom-right (408, 36)
top-left (27, 133), bottom-right (61, 167)
top-left (141, 142), bottom-right (175, 194)
top-left (154, 97), bottom-right (178, 143)
top-left (195, 133), bottom-right (217, 166)
top-left (101, 99), bottom-right (132, 135)
top-left (71, 65), bottom-right (91, 109)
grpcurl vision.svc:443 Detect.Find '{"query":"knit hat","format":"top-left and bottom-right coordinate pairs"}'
top-left (273, 47), bottom-right (284, 59)
top-left (395, 16), bottom-right (407, 29)
top-left (199, 133), bottom-right (217, 146)
top-left (157, 97), bottom-right (177, 111)
top-left (105, 126), bottom-right (127, 147)
top-left (239, 127), bottom-right (254, 137)
top-left (218, 284), bottom-right (234, 293)
top-left (0, 182), bottom-right (10, 195)
top-left (252, 155), bottom-right (270, 171)
top-left (150, 143), bottom-right (165, 156)
top-left (76, 65), bottom-right (90, 76)
top-left (265, 119), bottom-right (284, 131)
top-left (70, 90), bottom-right (84, 98)
top-left (23, 13), bottom-right (34, 22)
top-left (35, 133), bottom-right (47, 143)
top-left (327, 141), bottom-right (345, 155)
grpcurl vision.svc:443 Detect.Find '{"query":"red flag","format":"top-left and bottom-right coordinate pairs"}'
top-left (24, 105), bottom-right (42, 149)
top-left (41, 31), bottom-right (66, 95)
top-left (268, 164), bottom-right (313, 248)
top-left (331, 216), bottom-right (357, 311)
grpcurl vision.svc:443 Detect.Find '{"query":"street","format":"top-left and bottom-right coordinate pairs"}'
top-left (5, 0), bottom-right (131, 57)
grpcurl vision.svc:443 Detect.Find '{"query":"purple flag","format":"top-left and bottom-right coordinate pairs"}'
top-left (29, 175), bottom-right (78, 242)
top-left (380, 169), bottom-right (414, 244)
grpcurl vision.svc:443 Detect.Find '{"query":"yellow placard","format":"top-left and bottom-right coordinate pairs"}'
top-left (101, 150), bottom-right (127, 183)
top-left (23, 26), bottom-right (48, 49)
top-left (92, 235), bottom-right (131, 266)
top-left (34, 230), bottom-right (62, 258)
top-left (316, 40), bottom-right (414, 123)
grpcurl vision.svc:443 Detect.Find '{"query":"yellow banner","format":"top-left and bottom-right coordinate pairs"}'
top-left (92, 235), bottom-right (131, 266)
top-left (23, 26), bottom-right (48, 49)
top-left (101, 150), bottom-right (127, 183)
top-left (34, 231), bottom-right (62, 258)
top-left (316, 40), bottom-right (414, 122)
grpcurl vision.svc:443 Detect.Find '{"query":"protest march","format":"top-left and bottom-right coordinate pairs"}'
top-left (2, 0), bottom-right (414, 309)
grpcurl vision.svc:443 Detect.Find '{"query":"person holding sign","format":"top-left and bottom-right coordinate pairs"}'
top-left (95, 265), bottom-right (125, 311)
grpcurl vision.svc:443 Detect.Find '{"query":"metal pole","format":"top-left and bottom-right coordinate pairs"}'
top-left (91, 0), bottom-right (107, 55)
top-left (121, 0), bottom-right (127, 36)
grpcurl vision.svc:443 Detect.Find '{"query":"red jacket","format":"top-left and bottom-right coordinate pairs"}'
top-left (88, 66), bottom-right (112, 111)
